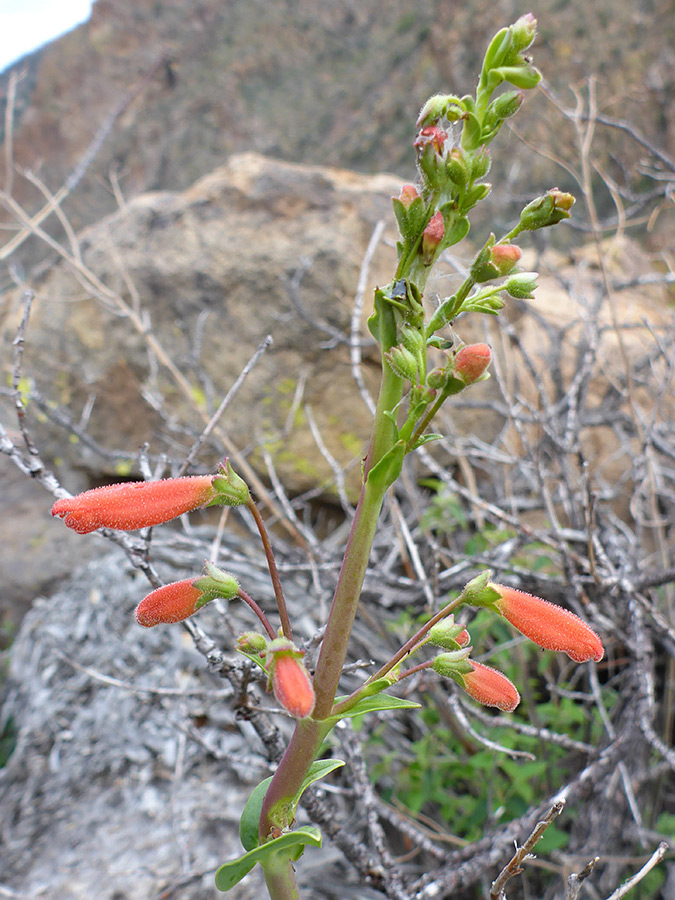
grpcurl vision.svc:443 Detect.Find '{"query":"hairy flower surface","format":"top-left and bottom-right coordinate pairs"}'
top-left (51, 476), bottom-right (217, 533)
top-left (490, 583), bottom-right (604, 662)
top-left (463, 661), bottom-right (520, 711)
top-left (454, 343), bottom-right (491, 383)
top-left (135, 579), bottom-right (204, 627)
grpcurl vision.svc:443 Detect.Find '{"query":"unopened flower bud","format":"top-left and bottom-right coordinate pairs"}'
top-left (519, 189), bottom-right (575, 230)
top-left (135, 578), bottom-right (209, 627)
top-left (471, 239), bottom-right (521, 282)
top-left (493, 64), bottom-right (541, 90)
top-left (454, 343), bottom-right (492, 384)
top-left (385, 345), bottom-right (418, 381)
top-left (470, 147), bottom-right (491, 180)
top-left (266, 639), bottom-right (315, 719)
top-left (193, 561), bottom-right (240, 600)
top-left (510, 13), bottom-right (537, 53)
top-left (446, 148), bottom-right (469, 188)
top-left (462, 661), bottom-right (520, 711)
top-left (505, 272), bottom-right (538, 299)
top-left (428, 618), bottom-right (471, 650)
top-left (211, 459), bottom-right (250, 507)
top-left (398, 183), bottom-right (420, 209)
top-left (52, 476), bottom-right (217, 534)
top-left (426, 367), bottom-right (448, 390)
top-left (489, 583), bottom-right (604, 663)
top-left (416, 94), bottom-right (450, 127)
top-left (237, 631), bottom-right (268, 654)
top-left (421, 211), bottom-right (445, 263)
top-left (490, 89), bottom-right (524, 121)
top-left (490, 243), bottom-right (521, 275)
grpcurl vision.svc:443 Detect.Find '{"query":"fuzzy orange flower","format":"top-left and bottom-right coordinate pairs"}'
top-left (135, 579), bottom-right (204, 627)
top-left (51, 476), bottom-right (217, 534)
top-left (490, 583), bottom-right (604, 663)
top-left (463, 660), bottom-right (520, 711)
top-left (271, 654), bottom-right (315, 719)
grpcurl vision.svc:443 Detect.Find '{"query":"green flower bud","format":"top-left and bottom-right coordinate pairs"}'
top-left (416, 94), bottom-right (462, 127)
top-left (510, 13), bottom-right (537, 54)
top-left (518, 189), bottom-right (575, 230)
top-left (505, 272), bottom-right (538, 299)
top-left (193, 561), bottom-right (240, 604)
top-left (492, 64), bottom-right (541, 90)
top-left (385, 345), bottom-right (418, 381)
top-left (446, 148), bottom-right (469, 189)
top-left (237, 631), bottom-right (268, 654)
top-left (470, 147), bottom-right (491, 180)
top-left (426, 367), bottom-right (449, 390)
top-left (428, 618), bottom-right (471, 650)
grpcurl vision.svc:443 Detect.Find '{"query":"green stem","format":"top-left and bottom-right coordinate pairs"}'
top-left (262, 854), bottom-right (302, 900)
top-left (258, 346), bottom-right (405, 844)
top-left (247, 498), bottom-right (293, 641)
top-left (331, 594), bottom-right (463, 717)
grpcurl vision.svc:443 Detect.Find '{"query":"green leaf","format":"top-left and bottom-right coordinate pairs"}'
top-left (236, 648), bottom-right (269, 676)
top-left (366, 440), bottom-right (405, 489)
top-left (461, 112), bottom-right (482, 151)
top-left (238, 760), bottom-right (345, 853)
top-left (331, 692), bottom-right (421, 722)
top-left (443, 214), bottom-right (470, 247)
top-left (482, 27), bottom-right (511, 72)
top-left (239, 777), bottom-right (273, 852)
top-left (215, 827), bottom-right (322, 891)
top-left (410, 433), bottom-right (443, 450)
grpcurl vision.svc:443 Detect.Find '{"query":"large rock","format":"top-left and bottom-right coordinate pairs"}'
top-left (0, 153), bottom-right (671, 634)
top-left (1, 152), bottom-right (400, 495)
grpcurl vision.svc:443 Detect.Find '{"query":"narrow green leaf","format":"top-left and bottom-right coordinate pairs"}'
top-left (215, 827), bottom-right (322, 891)
top-left (331, 692), bottom-right (421, 722)
top-left (410, 432), bottom-right (444, 450)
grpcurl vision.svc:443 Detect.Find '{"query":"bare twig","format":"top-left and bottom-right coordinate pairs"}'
top-left (489, 801), bottom-right (566, 900)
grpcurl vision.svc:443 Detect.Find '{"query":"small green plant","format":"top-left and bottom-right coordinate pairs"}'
top-left (49, 16), bottom-right (608, 899)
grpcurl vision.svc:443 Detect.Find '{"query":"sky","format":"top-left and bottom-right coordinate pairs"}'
top-left (0, 0), bottom-right (94, 73)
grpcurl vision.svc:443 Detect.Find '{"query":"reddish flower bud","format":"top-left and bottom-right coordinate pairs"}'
top-left (421, 211), bottom-right (445, 263)
top-left (490, 243), bottom-right (521, 275)
top-left (463, 661), bottom-right (520, 711)
top-left (398, 183), bottom-right (420, 209)
top-left (490, 583), bottom-right (604, 662)
top-left (456, 627), bottom-right (470, 647)
top-left (135, 579), bottom-right (205, 627)
top-left (454, 343), bottom-right (491, 383)
top-left (271, 654), bottom-right (315, 719)
top-left (51, 476), bottom-right (217, 534)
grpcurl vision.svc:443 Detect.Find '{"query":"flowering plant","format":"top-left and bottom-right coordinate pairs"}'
top-left (50, 16), bottom-right (605, 899)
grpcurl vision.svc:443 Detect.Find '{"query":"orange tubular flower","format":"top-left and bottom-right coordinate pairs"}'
top-left (272, 655), bottom-right (316, 719)
top-left (463, 661), bottom-right (520, 711)
top-left (135, 579), bottom-right (204, 627)
top-left (490, 583), bottom-right (604, 663)
top-left (51, 476), bottom-right (217, 534)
